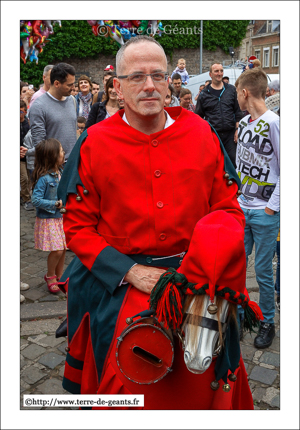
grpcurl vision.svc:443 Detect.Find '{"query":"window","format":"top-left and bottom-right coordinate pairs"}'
top-left (272, 46), bottom-right (279, 67)
top-left (272, 20), bottom-right (280, 31)
top-left (263, 48), bottom-right (270, 68)
top-left (267, 21), bottom-right (272, 33)
top-left (255, 50), bottom-right (261, 61)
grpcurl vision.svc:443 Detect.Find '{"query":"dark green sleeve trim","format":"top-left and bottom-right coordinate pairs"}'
top-left (62, 376), bottom-right (81, 394)
top-left (208, 122), bottom-right (241, 188)
top-left (91, 246), bottom-right (136, 295)
top-left (66, 352), bottom-right (84, 370)
top-left (57, 130), bottom-right (88, 206)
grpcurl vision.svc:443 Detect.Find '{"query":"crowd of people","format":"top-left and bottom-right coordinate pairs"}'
top-left (20, 36), bottom-right (280, 407)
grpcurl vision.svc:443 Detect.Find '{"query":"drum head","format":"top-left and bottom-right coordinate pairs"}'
top-left (116, 323), bottom-right (174, 384)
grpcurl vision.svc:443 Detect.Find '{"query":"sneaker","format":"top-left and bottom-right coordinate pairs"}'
top-left (24, 201), bottom-right (34, 211)
top-left (21, 282), bottom-right (30, 291)
top-left (276, 296), bottom-right (280, 311)
top-left (254, 322), bottom-right (275, 349)
top-left (20, 294), bottom-right (25, 304)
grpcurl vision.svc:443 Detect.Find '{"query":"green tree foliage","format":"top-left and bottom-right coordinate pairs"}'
top-left (159, 20), bottom-right (249, 54)
top-left (21, 20), bottom-right (248, 87)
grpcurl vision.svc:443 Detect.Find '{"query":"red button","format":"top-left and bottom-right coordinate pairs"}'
top-left (154, 170), bottom-right (161, 178)
top-left (152, 140), bottom-right (158, 147)
top-left (157, 201), bottom-right (164, 208)
top-left (159, 233), bottom-right (166, 241)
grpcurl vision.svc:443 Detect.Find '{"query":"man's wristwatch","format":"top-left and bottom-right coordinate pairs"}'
top-left (55, 201), bottom-right (60, 207)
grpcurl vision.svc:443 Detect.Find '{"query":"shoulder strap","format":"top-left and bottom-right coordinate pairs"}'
top-left (208, 122), bottom-right (241, 188)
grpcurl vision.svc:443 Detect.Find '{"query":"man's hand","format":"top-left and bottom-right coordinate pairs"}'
top-left (265, 207), bottom-right (275, 215)
top-left (234, 129), bottom-right (238, 143)
top-left (20, 146), bottom-right (28, 158)
top-left (124, 264), bottom-right (166, 295)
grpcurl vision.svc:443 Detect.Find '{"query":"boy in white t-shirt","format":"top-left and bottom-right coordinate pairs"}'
top-left (235, 68), bottom-right (280, 349)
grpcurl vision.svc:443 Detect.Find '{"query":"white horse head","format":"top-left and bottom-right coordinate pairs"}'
top-left (181, 295), bottom-right (232, 374)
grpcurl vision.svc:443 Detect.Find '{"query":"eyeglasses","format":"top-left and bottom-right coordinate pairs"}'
top-left (117, 72), bottom-right (168, 84)
top-left (77, 126), bottom-right (85, 130)
top-left (20, 110), bottom-right (26, 114)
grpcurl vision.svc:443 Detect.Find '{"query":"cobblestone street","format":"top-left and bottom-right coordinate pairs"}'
top-left (20, 205), bottom-right (280, 410)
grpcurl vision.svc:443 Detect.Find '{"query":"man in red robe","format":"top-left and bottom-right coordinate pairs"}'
top-left (57, 35), bottom-right (253, 409)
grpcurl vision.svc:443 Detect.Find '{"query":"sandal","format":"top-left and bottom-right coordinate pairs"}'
top-left (44, 274), bottom-right (60, 294)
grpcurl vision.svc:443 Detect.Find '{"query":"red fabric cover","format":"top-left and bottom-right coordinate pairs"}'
top-left (62, 107), bottom-right (245, 273)
top-left (178, 210), bottom-right (247, 301)
top-left (93, 286), bottom-right (253, 410)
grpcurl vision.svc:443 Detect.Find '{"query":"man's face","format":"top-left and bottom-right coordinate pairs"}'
top-left (43, 70), bottom-right (52, 90)
top-left (74, 86), bottom-right (79, 95)
top-left (103, 75), bottom-right (111, 92)
top-left (172, 79), bottom-right (182, 94)
top-left (265, 87), bottom-right (270, 98)
top-left (209, 64), bottom-right (224, 85)
top-left (177, 61), bottom-right (186, 70)
top-left (92, 83), bottom-right (100, 94)
top-left (222, 78), bottom-right (229, 84)
top-left (236, 85), bottom-right (246, 111)
top-left (199, 85), bottom-right (205, 93)
top-left (114, 42), bottom-right (168, 119)
top-left (56, 74), bottom-right (75, 97)
top-left (77, 122), bottom-right (85, 135)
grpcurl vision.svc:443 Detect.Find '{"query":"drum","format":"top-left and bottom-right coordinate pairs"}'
top-left (116, 316), bottom-right (174, 384)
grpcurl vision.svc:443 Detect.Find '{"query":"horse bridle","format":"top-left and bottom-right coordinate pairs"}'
top-left (176, 312), bottom-right (229, 356)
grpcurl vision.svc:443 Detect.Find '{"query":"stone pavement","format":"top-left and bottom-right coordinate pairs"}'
top-left (20, 205), bottom-right (280, 410)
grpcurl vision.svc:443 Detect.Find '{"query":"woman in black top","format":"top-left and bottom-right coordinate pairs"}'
top-left (85, 77), bottom-right (121, 130)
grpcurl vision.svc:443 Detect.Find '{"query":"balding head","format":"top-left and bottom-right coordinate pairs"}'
top-left (209, 63), bottom-right (223, 73)
top-left (116, 35), bottom-right (167, 75)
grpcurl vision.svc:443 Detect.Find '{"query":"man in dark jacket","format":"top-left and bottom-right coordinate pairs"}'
top-left (195, 63), bottom-right (243, 167)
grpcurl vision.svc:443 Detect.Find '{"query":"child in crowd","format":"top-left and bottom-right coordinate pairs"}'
top-left (171, 58), bottom-right (189, 85)
top-left (77, 116), bottom-right (87, 138)
top-left (235, 68), bottom-right (280, 349)
top-left (31, 139), bottom-right (67, 294)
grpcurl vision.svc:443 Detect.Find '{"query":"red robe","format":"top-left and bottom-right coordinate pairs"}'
top-left (61, 107), bottom-right (253, 409)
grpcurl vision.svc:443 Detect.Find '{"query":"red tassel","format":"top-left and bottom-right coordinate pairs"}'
top-left (248, 300), bottom-right (263, 321)
top-left (154, 282), bottom-right (183, 330)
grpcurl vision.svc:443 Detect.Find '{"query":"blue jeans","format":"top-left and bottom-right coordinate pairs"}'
top-left (242, 208), bottom-right (280, 324)
top-left (275, 240), bottom-right (280, 296)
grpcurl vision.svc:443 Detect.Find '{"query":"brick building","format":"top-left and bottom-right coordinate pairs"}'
top-left (239, 20), bottom-right (280, 74)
